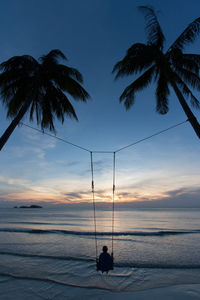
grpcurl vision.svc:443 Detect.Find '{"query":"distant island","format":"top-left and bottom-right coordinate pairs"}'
top-left (14, 205), bottom-right (43, 209)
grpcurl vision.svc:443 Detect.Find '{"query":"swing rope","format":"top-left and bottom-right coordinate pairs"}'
top-left (90, 151), bottom-right (116, 260)
top-left (90, 152), bottom-right (98, 260)
top-left (111, 152), bottom-right (116, 255)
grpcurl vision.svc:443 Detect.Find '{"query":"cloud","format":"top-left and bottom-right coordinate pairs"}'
top-left (7, 126), bottom-right (57, 160)
top-left (63, 188), bottom-right (115, 203)
top-left (76, 158), bottom-right (112, 177)
top-left (161, 187), bottom-right (200, 206)
top-left (63, 191), bottom-right (87, 200)
top-left (1, 156), bottom-right (200, 208)
top-left (0, 175), bottom-right (31, 191)
top-left (1, 184), bottom-right (200, 208)
top-left (114, 186), bottom-right (200, 208)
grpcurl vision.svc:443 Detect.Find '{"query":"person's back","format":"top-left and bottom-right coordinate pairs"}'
top-left (97, 246), bottom-right (113, 273)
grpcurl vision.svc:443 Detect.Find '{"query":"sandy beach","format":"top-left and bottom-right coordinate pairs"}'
top-left (1, 276), bottom-right (200, 300)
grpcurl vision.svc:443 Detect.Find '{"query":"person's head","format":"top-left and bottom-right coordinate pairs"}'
top-left (102, 245), bottom-right (108, 252)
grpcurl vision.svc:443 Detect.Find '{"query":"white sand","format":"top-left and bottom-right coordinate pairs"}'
top-left (0, 276), bottom-right (200, 299)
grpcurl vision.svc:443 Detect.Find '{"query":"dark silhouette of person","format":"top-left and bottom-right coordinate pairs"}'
top-left (97, 245), bottom-right (113, 273)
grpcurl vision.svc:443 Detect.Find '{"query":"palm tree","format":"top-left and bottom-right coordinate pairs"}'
top-left (0, 49), bottom-right (90, 150)
top-left (112, 6), bottom-right (200, 139)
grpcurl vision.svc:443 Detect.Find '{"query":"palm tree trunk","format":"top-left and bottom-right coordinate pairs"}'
top-left (172, 83), bottom-right (200, 139)
top-left (0, 102), bottom-right (30, 151)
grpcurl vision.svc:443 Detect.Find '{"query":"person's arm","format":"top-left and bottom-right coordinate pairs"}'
top-left (96, 254), bottom-right (101, 270)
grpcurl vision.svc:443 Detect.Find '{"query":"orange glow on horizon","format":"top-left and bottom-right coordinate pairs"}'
top-left (2, 187), bottom-right (171, 206)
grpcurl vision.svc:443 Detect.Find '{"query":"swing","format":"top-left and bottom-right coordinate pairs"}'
top-left (90, 152), bottom-right (115, 272)
top-left (19, 121), bottom-right (189, 273)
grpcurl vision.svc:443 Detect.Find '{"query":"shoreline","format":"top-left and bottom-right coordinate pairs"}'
top-left (0, 275), bottom-right (199, 299)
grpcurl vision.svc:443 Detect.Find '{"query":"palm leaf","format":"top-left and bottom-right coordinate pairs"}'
top-left (156, 72), bottom-right (169, 114)
top-left (59, 77), bottom-right (90, 101)
top-left (138, 6), bottom-right (165, 50)
top-left (5, 83), bottom-right (32, 117)
top-left (120, 65), bottom-right (156, 109)
top-left (174, 74), bottom-right (200, 109)
top-left (168, 17), bottom-right (200, 51)
top-left (52, 64), bottom-right (83, 84)
top-left (174, 67), bottom-right (200, 91)
top-left (113, 44), bottom-right (158, 79)
top-left (182, 54), bottom-right (200, 68)
top-left (60, 65), bottom-right (83, 83)
top-left (38, 85), bottom-right (78, 132)
top-left (0, 55), bottom-right (38, 73)
top-left (40, 49), bottom-right (67, 64)
top-left (179, 56), bottom-right (199, 74)
top-left (168, 49), bottom-right (199, 74)
top-left (41, 99), bottom-right (55, 131)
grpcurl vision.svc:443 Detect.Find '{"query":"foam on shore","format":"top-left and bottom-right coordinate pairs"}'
top-left (0, 275), bottom-right (200, 300)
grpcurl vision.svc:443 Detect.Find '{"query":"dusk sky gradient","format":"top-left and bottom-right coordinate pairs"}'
top-left (1, 0), bottom-right (200, 208)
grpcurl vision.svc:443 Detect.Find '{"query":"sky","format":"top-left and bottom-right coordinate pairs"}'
top-left (0, 0), bottom-right (200, 208)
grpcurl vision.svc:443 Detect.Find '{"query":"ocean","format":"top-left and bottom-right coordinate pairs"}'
top-left (0, 207), bottom-right (200, 294)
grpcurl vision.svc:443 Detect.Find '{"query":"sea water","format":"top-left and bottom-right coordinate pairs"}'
top-left (0, 207), bottom-right (200, 292)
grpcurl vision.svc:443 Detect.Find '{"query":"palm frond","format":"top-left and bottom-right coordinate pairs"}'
top-left (180, 56), bottom-right (199, 74)
top-left (138, 6), bottom-right (165, 50)
top-left (182, 54), bottom-right (200, 68)
top-left (5, 84), bottom-right (31, 117)
top-left (183, 87), bottom-right (200, 109)
top-left (120, 65), bottom-right (156, 109)
top-left (174, 67), bottom-right (200, 90)
top-left (63, 66), bottom-right (83, 83)
top-left (53, 89), bottom-right (78, 120)
top-left (0, 81), bottom-right (19, 102)
top-left (0, 75), bottom-right (32, 108)
top-left (40, 49), bottom-right (67, 64)
top-left (174, 74), bottom-right (200, 109)
top-left (59, 77), bottom-right (90, 101)
top-left (0, 55), bottom-right (38, 72)
top-left (37, 85), bottom-right (78, 132)
top-left (112, 43), bottom-right (158, 79)
top-left (0, 56), bottom-right (38, 105)
top-left (30, 94), bottom-right (43, 122)
top-left (41, 99), bottom-right (55, 132)
top-left (168, 17), bottom-right (200, 51)
top-left (52, 65), bottom-right (83, 83)
top-left (169, 49), bottom-right (199, 74)
top-left (156, 72), bottom-right (169, 114)
top-left (30, 102), bottom-right (35, 122)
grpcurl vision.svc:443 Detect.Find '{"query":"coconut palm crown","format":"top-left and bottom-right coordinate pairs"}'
top-left (0, 49), bottom-right (90, 150)
top-left (112, 6), bottom-right (200, 139)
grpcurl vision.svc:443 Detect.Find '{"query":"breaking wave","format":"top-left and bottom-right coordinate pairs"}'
top-left (0, 227), bottom-right (200, 236)
top-left (0, 251), bottom-right (200, 269)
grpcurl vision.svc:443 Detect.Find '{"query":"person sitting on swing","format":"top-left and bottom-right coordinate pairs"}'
top-left (97, 245), bottom-right (113, 273)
